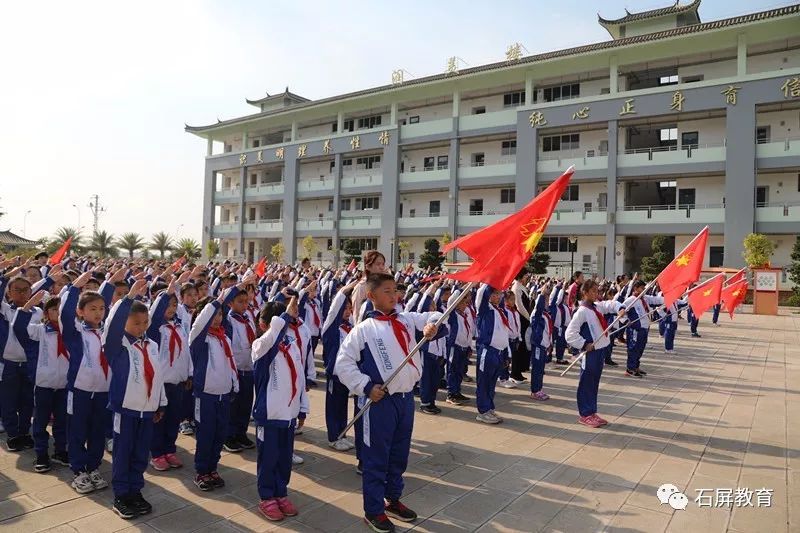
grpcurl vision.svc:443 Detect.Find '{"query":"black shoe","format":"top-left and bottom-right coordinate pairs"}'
top-left (129, 492), bottom-right (153, 515)
top-left (365, 513), bottom-right (396, 533)
top-left (605, 360), bottom-right (619, 366)
top-left (223, 437), bottom-right (243, 453)
top-left (636, 369), bottom-right (647, 376)
top-left (113, 496), bottom-right (137, 520)
top-left (385, 499), bottom-right (418, 522)
top-left (6, 436), bottom-right (23, 452)
top-left (22, 435), bottom-right (34, 449)
top-left (52, 451), bottom-right (70, 466)
top-left (438, 379), bottom-right (447, 390)
top-left (446, 395), bottom-right (464, 406)
top-left (34, 454), bottom-right (52, 473)
top-left (419, 405), bottom-right (439, 415)
top-left (209, 471), bottom-right (225, 488)
top-left (194, 474), bottom-right (214, 491)
top-left (692, 332), bottom-right (701, 337)
top-left (625, 369), bottom-right (641, 378)
top-left (555, 360), bottom-right (569, 365)
top-left (453, 393), bottom-right (470, 402)
top-left (237, 435), bottom-right (255, 449)
top-left (306, 380), bottom-right (318, 388)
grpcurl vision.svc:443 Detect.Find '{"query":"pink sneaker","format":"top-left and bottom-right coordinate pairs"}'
top-left (578, 415), bottom-right (601, 428)
top-left (258, 499), bottom-right (284, 521)
top-left (276, 496), bottom-right (298, 517)
top-left (150, 455), bottom-right (170, 471)
top-left (592, 414), bottom-right (608, 426)
top-left (164, 453), bottom-right (183, 468)
top-left (531, 391), bottom-right (550, 401)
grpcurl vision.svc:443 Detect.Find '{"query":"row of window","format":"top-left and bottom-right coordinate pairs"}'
top-left (542, 134), bottom-right (580, 152)
top-left (332, 115), bottom-right (382, 133)
top-left (326, 196), bottom-right (381, 212)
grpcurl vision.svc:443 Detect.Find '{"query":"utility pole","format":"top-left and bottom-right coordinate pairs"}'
top-left (88, 194), bottom-right (106, 235)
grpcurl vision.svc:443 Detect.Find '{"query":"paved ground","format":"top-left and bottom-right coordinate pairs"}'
top-left (0, 309), bottom-right (796, 532)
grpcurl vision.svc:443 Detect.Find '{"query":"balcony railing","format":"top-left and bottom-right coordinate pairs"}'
top-left (339, 215), bottom-right (381, 229)
top-left (755, 200), bottom-right (800, 222)
top-left (617, 203), bottom-right (724, 224)
top-left (246, 181), bottom-right (284, 196)
top-left (618, 142), bottom-right (726, 166)
top-left (297, 218), bottom-right (334, 230)
top-left (398, 215), bottom-right (448, 229)
top-left (538, 149), bottom-right (607, 162)
top-left (298, 176), bottom-right (334, 192)
top-left (755, 136), bottom-right (800, 158)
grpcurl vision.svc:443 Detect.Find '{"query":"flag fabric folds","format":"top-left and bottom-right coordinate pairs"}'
top-left (721, 279), bottom-right (748, 319)
top-left (687, 273), bottom-right (724, 319)
top-left (725, 268), bottom-right (746, 286)
top-left (442, 166), bottom-right (575, 290)
top-left (253, 256), bottom-right (267, 278)
top-left (171, 254), bottom-right (187, 271)
top-left (347, 259), bottom-right (358, 272)
top-left (656, 227), bottom-right (709, 309)
top-left (49, 237), bottom-right (72, 265)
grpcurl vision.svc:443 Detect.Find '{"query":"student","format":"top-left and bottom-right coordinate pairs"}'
top-left (224, 284), bottom-right (258, 453)
top-left (509, 272), bottom-right (531, 383)
top-left (687, 300), bottom-right (701, 338)
top-left (548, 282), bottom-right (571, 365)
top-left (497, 291), bottom-right (521, 389)
top-left (335, 272), bottom-right (446, 533)
top-left (526, 283), bottom-right (553, 401)
top-left (622, 280), bottom-right (664, 378)
top-left (12, 292), bottom-right (69, 472)
top-left (711, 303), bottom-right (721, 326)
top-left (661, 296), bottom-right (687, 354)
top-left (474, 283), bottom-right (512, 425)
top-left (445, 288), bottom-right (471, 406)
top-left (416, 282), bottom-right (445, 415)
top-left (103, 280), bottom-right (167, 519)
top-left (177, 282), bottom-right (199, 435)
top-left (251, 297), bottom-right (309, 521)
top-left (565, 280), bottom-right (625, 428)
top-left (602, 288), bottom-right (620, 367)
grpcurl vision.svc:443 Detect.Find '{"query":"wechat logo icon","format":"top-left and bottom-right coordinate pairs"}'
top-left (657, 483), bottom-right (689, 510)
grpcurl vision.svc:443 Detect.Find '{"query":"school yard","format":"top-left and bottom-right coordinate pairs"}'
top-left (0, 309), bottom-right (796, 533)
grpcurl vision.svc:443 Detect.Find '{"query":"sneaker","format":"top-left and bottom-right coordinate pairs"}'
top-left (385, 499), bottom-right (417, 522)
top-left (164, 453), bottom-right (183, 468)
top-left (52, 451), bottom-right (69, 466)
top-left (150, 455), bottom-right (170, 471)
top-left (258, 499), bottom-right (284, 521)
top-left (179, 421), bottom-right (194, 435)
top-left (605, 360), bottom-right (619, 366)
top-left (72, 471), bottom-right (95, 494)
top-left (555, 360), bottom-right (569, 365)
top-left (593, 414), bottom-right (609, 426)
top-left (578, 415), bottom-right (602, 428)
top-left (276, 496), bottom-right (298, 517)
top-left (509, 377), bottom-right (527, 385)
top-left (34, 454), bottom-right (52, 473)
top-left (446, 395), bottom-right (464, 406)
top-left (636, 368), bottom-right (647, 376)
top-left (5, 436), bottom-right (23, 452)
top-left (237, 435), bottom-right (255, 449)
top-left (462, 375), bottom-right (473, 383)
top-left (356, 462), bottom-right (363, 475)
top-left (113, 496), bottom-right (137, 520)
top-left (476, 411), bottom-right (501, 425)
top-left (194, 473), bottom-right (214, 491)
top-left (365, 513), bottom-right (396, 533)
top-left (21, 434), bottom-right (34, 449)
top-left (531, 391), bottom-right (550, 401)
top-left (329, 439), bottom-right (353, 452)
top-left (625, 369), bottom-right (641, 378)
top-left (106, 438), bottom-right (113, 453)
top-left (89, 469), bottom-right (109, 490)
top-left (209, 471), bottom-right (225, 488)
top-left (223, 437), bottom-right (243, 453)
top-left (292, 454), bottom-right (304, 465)
top-left (453, 392), bottom-right (469, 402)
top-left (419, 405), bottom-right (439, 415)
top-left (129, 492), bottom-right (153, 515)
top-left (343, 437), bottom-right (355, 448)
top-left (665, 349), bottom-right (675, 354)
top-left (691, 332), bottom-right (701, 338)
top-left (294, 426), bottom-right (304, 436)
top-left (498, 379), bottom-right (516, 389)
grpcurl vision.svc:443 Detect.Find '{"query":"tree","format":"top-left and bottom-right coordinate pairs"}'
top-left (52, 226), bottom-right (84, 254)
top-left (526, 252), bottom-right (551, 275)
top-left (342, 239), bottom-right (362, 263)
top-left (640, 235), bottom-right (674, 281)
top-left (173, 238), bottom-right (201, 259)
top-left (118, 232), bottom-right (145, 258)
top-left (441, 232), bottom-right (452, 262)
top-left (88, 231), bottom-right (118, 258)
top-left (270, 242), bottom-right (285, 263)
top-left (418, 238), bottom-right (445, 270)
top-left (301, 236), bottom-right (318, 263)
top-left (743, 233), bottom-right (776, 268)
top-left (206, 239), bottom-right (220, 260)
top-left (149, 232), bottom-right (174, 259)
top-left (398, 240), bottom-right (412, 265)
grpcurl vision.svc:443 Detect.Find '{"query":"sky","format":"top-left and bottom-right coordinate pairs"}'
top-left (0, 0), bottom-right (791, 244)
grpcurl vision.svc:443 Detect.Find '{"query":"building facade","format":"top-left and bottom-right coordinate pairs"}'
top-left (187, 1), bottom-right (800, 289)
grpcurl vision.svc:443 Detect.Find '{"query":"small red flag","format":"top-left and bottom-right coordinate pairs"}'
top-left (725, 268), bottom-right (746, 286)
top-left (254, 256), bottom-right (267, 278)
top-left (721, 279), bottom-right (748, 319)
top-left (171, 254), bottom-right (187, 271)
top-left (347, 259), bottom-right (358, 272)
top-left (656, 227), bottom-right (709, 309)
top-left (687, 273), bottom-right (724, 320)
top-left (443, 167), bottom-right (574, 290)
top-left (49, 237), bottom-right (72, 265)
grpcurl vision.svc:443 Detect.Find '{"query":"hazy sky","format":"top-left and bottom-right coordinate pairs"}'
top-left (0, 0), bottom-right (788, 243)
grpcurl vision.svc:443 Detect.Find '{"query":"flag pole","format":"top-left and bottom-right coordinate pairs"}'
top-left (337, 281), bottom-right (476, 440)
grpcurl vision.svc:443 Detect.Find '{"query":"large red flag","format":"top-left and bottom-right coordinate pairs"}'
top-left (171, 254), bottom-right (187, 271)
top-left (687, 273), bottom-right (724, 319)
top-left (347, 259), bottom-right (358, 272)
top-left (49, 237), bottom-right (72, 265)
top-left (253, 256), bottom-right (267, 278)
top-left (656, 227), bottom-right (709, 309)
top-left (725, 268), bottom-right (746, 286)
top-left (443, 167), bottom-right (574, 290)
top-left (721, 279), bottom-right (748, 319)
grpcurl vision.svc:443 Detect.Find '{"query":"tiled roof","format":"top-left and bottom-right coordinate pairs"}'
top-left (598, 0), bottom-right (701, 25)
top-left (245, 87), bottom-right (311, 106)
top-left (0, 230), bottom-right (38, 247)
top-left (185, 3), bottom-right (800, 134)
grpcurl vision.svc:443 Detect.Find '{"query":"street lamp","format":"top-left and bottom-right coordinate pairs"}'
top-left (389, 238), bottom-right (395, 271)
top-left (72, 204), bottom-right (81, 228)
top-left (568, 235), bottom-right (578, 276)
top-left (176, 224), bottom-right (184, 238)
top-left (23, 210), bottom-right (32, 237)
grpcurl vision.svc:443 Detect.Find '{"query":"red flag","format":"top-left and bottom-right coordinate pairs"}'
top-left (656, 227), bottom-right (709, 309)
top-left (254, 256), bottom-right (267, 278)
top-left (347, 259), bottom-right (358, 272)
top-left (721, 279), bottom-right (748, 319)
top-left (725, 268), bottom-right (746, 286)
top-left (49, 237), bottom-right (72, 265)
top-left (443, 167), bottom-right (574, 290)
top-left (171, 254), bottom-right (187, 271)
top-left (687, 273), bottom-right (724, 320)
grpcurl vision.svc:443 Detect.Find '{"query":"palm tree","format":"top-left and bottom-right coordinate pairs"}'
top-left (89, 231), bottom-right (118, 258)
top-left (149, 232), bottom-right (174, 259)
top-left (118, 232), bottom-right (145, 258)
top-left (173, 238), bottom-right (201, 259)
top-left (206, 239), bottom-right (220, 259)
top-left (51, 226), bottom-right (85, 254)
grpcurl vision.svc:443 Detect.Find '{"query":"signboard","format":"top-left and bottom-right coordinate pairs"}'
top-left (754, 271), bottom-right (778, 292)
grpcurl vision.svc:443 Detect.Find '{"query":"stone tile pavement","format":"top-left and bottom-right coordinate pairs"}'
top-left (0, 310), bottom-right (796, 532)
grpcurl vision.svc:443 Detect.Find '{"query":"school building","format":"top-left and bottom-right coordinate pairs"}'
top-left (186, 1), bottom-right (800, 289)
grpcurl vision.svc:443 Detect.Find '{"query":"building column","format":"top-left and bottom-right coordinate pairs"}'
top-left (737, 33), bottom-right (747, 76)
top-left (380, 132), bottom-right (400, 264)
top-left (605, 120), bottom-right (619, 277)
top-left (515, 113), bottom-right (537, 209)
top-left (241, 132), bottom-right (248, 151)
top-left (337, 111), bottom-right (344, 132)
top-left (525, 75), bottom-right (534, 104)
top-left (390, 102), bottom-right (398, 125)
top-left (283, 158), bottom-right (299, 263)
top-left (291, 121), bottom-right (298, 142)
top-left (332, 153), bottom-right (343, 266)
top-left (448, 138), bottom-right (460, 245)
top-left (724, 102), bottom-right (756, 268)
top-left (452, 92), bottom-right (460, 117)
top-left (206, 137), bottom-right (213, 156)
top-left (609, 55), bottom-right (618, 94)
top-left (201, 164), bottom-right (216, 259)
top-left (238, 166), bottom-right (247, 257)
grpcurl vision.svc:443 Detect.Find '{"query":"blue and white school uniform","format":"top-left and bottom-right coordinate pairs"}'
top-left (445, 291), bottom-right (471, 396)
top-left (416, 288), bottom-right (444, 409)
top-left (227, 309), bottom-right (256, 442)
top-left (525, 293), bottom-right (553, 394)
top-left (662, 297), bottom-right (688, 351)
top-left (474, 284), bottom-right (511, 415)
top-left (622, 294), bottom-right (664, 371)
top-left (321, 291), bottom-right (353, 444)
top-left (548, 285), bottom-right (571, 362)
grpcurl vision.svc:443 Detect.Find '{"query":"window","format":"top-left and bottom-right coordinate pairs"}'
top-left (681, 131), bottom-right (699, 148)
top-left (331, 122), bottom-right (338, 132)
top-left (357, 115), bottom-right (382, 129)
top-left (561, 184), bottom-right (579, 201)
top-left (252, 139), bottom-right (260, 148)
top-left (429, 201), bottom-right (441, 217)
top-left (678, 188), bottom-right (696, 208)
top-left (797, 173), bottom-right (800, 192)
top-left (424, 157), bottom-right (435, 171)
top-left (340, 198), bottom-right (351, 211)
top-left (327, 238), bottom-right (333, 250)
top-left (342, 158), bottom-right (353, 167)
top-left (328, 199), bottom-right (333, 212)
top-left (756, 126), bottom-right (770, 144)
top-left (409, 116), bottom-right (420, 124)
top-left (658, 74), bottom-right (679, 86)
top-left (472, 106), bottom-right (486, 114)
top-left (250, 173), bottom-right (258, 186)
top-left (437, 155), bottom-right (449, 170)
top-left (355, 155), bottom-right (381, 169)
top-left (539, 237), bottom-right (574, 253)
top-left (249, 207), bottom-right (256, 221)
top-left (500, 188), bottom-right (515, 204)
top-left (342, 119), bottom-right (355, 132)
top-left (399, 203), bottom-right (403, 217)
top-left (340, 238), bottom-right (378, 252)
top-left (503, 91), bottom-right (525, 108)
top-left (409, 208), bottom-right (416, 217)
top-left (659, 127), bottom-right (678, 146)
top-left (756, 186), bottom-right (768, 207)
top-left (682, 75), bottom-right (704, 84)
top-left (469, 199), bottom-right (484, 215)
top-left (471, 153), bottom-right (485, 166)
top-left (501, 140), bottom-right (517, 156)
top-left (709, 246), bottom-right (724, 268)
top-left (355, 197), bottom-right (380, 210)
top-left (542, 134), bottom-right (580, 152)
top-left (542, 83), bottom-right (580, 102)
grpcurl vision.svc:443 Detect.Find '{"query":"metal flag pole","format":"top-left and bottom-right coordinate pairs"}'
top-left (337, 281), bottom-right (476, 440)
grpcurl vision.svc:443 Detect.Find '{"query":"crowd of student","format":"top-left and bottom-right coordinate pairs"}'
top-left (0, 249), bottom-right (711, 532)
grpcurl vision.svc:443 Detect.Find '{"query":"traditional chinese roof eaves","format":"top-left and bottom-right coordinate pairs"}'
top-left (185, 3), bottom-right (800, 135)
top-left (598, 0), bottom-right (702, 25)
top-left (0, 230), bottom-right (38, 247)
top-left (245, 87), bottom-right (311, 106)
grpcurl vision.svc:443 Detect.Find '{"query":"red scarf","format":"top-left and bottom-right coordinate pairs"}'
top-left (53, 323), bottom-right (69, 360)
top-left (277, 342), bottom-right (298, 406)
top-left (164, 323), bottom-right (183, 366)
top-left (543, 311), bottom-right (554, 337)
top-left (582, 303), bottom-right (608, 337)
top-left (492, 304), bottom-right (511, 331)
top-left (372, 313), bottom-right (418, 372)
top-left (208, 326), bottom-right (237, 375)
top-left (340, 321), bottom-right (352, 334)
top-left (289, 321), bottom-right (303, 355)
top-left (309, 302), bottom-right (320, 329)
top-left (641, 298), bottom-right (650, 313)
top-left (132, 341), bottom-right (155, 399)
top-left (88, 330), bottom-right (109, 379)
top-left (232, 314), bottom-right (256, 344)
top-left (457, 310), bottom-right (470, 338)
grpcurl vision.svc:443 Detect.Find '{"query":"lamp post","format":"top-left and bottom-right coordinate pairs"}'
top-left (72, 204), bottom-right (81, 229)
top-left (389, 238), bottom-right (395, 271)
top-left (568, 235), bottom-right (578, 276)
top-left (23, 210), bottom-right (32, 237)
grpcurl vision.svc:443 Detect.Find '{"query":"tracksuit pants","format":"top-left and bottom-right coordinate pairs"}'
top-left (151, 382), bottom-right (184, 458)
top-left (530, 346), bottom-right (547, 394)
top-left (664, 321), bottom-right (678, 351)
top-left (510, 336), bottom-right (529, 379)
top-left (1, 361), bottom-right (33, 439)
top-left (688, 309), bottom-right (699, 334)
top-left (112, 411), bottom-right (154, 498)
top-left (361, 392), bottom-right (414, 515)
top-left (447, 346), bottom-right (468, 395)
top-left (576, 347), bottom-right (607, 417)
top-left (325, 375), bottom-right (349, 443)
top-left (419, 351), bottom-right (440, 407)
top-left (659, 317), bottom-right (666, 337)
top-left (354, 396), bottom-right (364, 465)
top-left (499, 340), bottom-right (517, 381)
top-left (256, 423), bottom-right (295, 500)
top-left (194, 393), bottom-right (231, 475)
top-left (33, 386), bottom-right (67, 456)
top-left (228, 371), bottom-right (254, 440)
top-left (626, 328), bottom-right (649, 371)
top-left (712, 304), bottom-right (721, 324)
top-left (554, 328), bottom-right (567, 361)
top-left (476, 346), bottom-right (505, 415)
top-left (67, 389), bottom-right (108, 474)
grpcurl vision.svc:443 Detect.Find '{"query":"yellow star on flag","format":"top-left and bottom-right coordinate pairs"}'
top-left (732, 289), bottom-right (741, 296)
top-left (703, 288), bottom-right (713, 297)
top-left (520, 218), bottom-right (547, 253)
top-left (675, 254), bottom-right (691, 267)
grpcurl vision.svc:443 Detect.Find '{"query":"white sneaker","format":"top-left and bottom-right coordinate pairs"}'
top-left (329, 439), bottom-right (352, 452)
top-left (72, 472), bottom-right (95, 494)
top-left (292, 454), bottom-right (304, 465)
top-left (105, 439), bottom-right (113, 453)
top-left (179, 421), bottom-right (194, 435)
top-left (342, 437), bottom-right (355, 449)
top-left (88, 469), bottom-right (108, 490)
top-left (498, 379), bottom-right (516, 389)
top-left (510, 377), bottom-right (527, 385)
top-left (489, 409), bottom-right (504, 422)
top-left (476, 412), bottom-right (501, 425)
top-left (294, 427), bottom-right (304, 436)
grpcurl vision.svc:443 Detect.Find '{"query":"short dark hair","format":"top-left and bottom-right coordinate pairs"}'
top-left (35, 252), bottom-right (48, 260)
top-left (580, 279), bottom-right (599, 298)
top-left (258, 301), bottom-right (286, 325)
top-left (78, 291), bottom-right (105, 309)
top-left (180, 283), bottom-right (197, 297)
top-left (192, 297), bottom-right (214, 324)
top-left (130, 301), bottom-right (149, 315)
top-left (572, 271), bottom-right (584, 281)
top-left (367, 272), bottom-right (394, 292)
top-left (8, 276), bottom-right (32, 290)
top-left (43, 297), bottom-right (60, 313)
top-left (633, 280), bottom-right (646, 290)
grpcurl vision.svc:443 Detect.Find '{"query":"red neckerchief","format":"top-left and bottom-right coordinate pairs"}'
top-left (87, 329), bottom-right (109, 379)
top-left (372, 313), bottom-right (418, 372)
top-left (164, 323), bottom-right (183, 366)
top-left (582, 302), bottom-right (608, 335)
top-left (288, 320), bottom-right (303, 355)
top-left (309, 302), bottom-right (320, 329)
top-left (207, 326), bottom-right (237, 374)
top-left (248, 301), bottom-right (258, 324)
top-left (340, 321), bottom-right (352, 334)
top-left (232, 314), bottom-right (256, 344)
top-left (52, 323), bottom-right (69, 360)
top-left (641, 297), bottom-right (650, 313)
top-left (543, 310), bottom-right (554, 337)
top-left (492, 304), bottom-right (511, 331)
top-left (510, 308), bottom-right (519, 332)
top-left (277, 342), bottom-right (298, 406)
top-left (132, 340), bottom-right (155, 398)
top-left (457, 310), bottom-right (470, 337)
